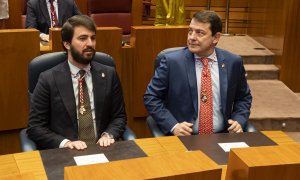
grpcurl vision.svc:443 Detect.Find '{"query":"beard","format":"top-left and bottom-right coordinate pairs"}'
top-left (70, 45), bottom-right (96, 65)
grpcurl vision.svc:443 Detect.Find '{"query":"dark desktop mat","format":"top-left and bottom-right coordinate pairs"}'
top-left (40, 140), bottom-right (147, 180)
top-left (179, 132), bottom-right (277, 165)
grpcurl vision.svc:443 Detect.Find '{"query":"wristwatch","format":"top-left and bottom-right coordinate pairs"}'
top-left (101, 132), bottom-right (114, 139)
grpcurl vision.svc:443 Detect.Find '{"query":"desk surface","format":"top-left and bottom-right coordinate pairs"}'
top-left (0, 131), bottom-right (298, 180)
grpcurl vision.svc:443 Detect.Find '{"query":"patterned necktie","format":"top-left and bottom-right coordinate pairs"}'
top-left (78, 70), bottom-right (96, 144)
top-left (199, 58), bottom-right (213, 134)
top-left (49, 0), bottom-right (59, 27)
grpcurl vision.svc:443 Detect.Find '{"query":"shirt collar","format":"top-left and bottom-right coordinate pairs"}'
top-left (194, 49), bottom-right (218, 62)
top-left (68, 61), bottom-right (91, 77)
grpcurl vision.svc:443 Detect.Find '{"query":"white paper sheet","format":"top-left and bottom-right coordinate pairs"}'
top-left (218, 142), bottom-right (249, 152)
top-left (74, 154), bottom-right (109, 166)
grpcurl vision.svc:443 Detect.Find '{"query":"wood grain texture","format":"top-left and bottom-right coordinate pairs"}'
top-left (49, 28), bottom-right (63, 52)
top-left (95, 27), bottom-right (123, 78)
top-left (65, 151), bottom-right (222, 180)
top-left (129, 26), bottom-right (188, 118)
top-left (262, 131), bottom-right (298, 145)
top-left (248, 0), bottom-right (300, 92)
top-left (75, 0), bottom-right (88, 14)
top-left (0, 130), bottom-right (21, 155)
top-left (144, 0), bottom-right (249, 34)
top-left (14, 151), bottom-right (47, 180)
top-left (0, 154), bottom-right (20, 177)
top-left (0, 29), bottom-right (40, 131)
top-left (226, 144), bottom-right (300, 180)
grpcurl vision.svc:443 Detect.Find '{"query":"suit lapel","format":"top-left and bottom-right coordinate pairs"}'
top-left (91, 62), bottom-right (107, 131)
top-left (40, 0), bottom-right (51, 28)
top-left (57, 0), bottom-right (63, 26)
top-left (53, 62), bottom-right (78, 130)
top-left (216, 48), bottom-right (228, 116)
top-left (184, 49), bottom-right (198, 113)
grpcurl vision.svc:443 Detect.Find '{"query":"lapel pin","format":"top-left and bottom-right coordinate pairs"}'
top-left (221, 63), bottom-right (225, 68)
top-left (101, 73), bottom-right (105, 78)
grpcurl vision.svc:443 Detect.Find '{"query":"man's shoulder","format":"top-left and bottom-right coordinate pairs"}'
top-left (90, 61), bottom-right (117, 77)
top-left (160, 47), bottom-right (190, 62)
top-left (163, 47), bottom-right (187, 56)
top-left (41, 61), bottom-right (67, 76)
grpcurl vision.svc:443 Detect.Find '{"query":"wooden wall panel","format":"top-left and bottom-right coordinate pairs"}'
top-left (130, 26), bottom-right (188, 117)
top-left (248, 0), bottom-right (300, 92)
top-left (1, 0), bottom-right (22, 29)
top-left (143, 0), bottom-right (249, 34)
top-left (0, 29), bottom-right (40, 154)
top-left (0, 29), bottom-right (40, 131)
top-left (247, 0), bottom-right (289, 61)
top-left (75, 0), bottom-right (88, 14)
top-left (95, 27), bottom-right (123, 79)
top-left (132, 0), bottom-right (143, 25)
top-left (278, 0), bottom-right (300, 92)
top-left (0, 130), bottom-right (21, 155)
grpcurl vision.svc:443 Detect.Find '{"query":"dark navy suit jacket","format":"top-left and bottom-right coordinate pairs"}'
top-left (25, 0), bottom-right (81, 34)
top-left (144, 47), bottom-right (252, 134)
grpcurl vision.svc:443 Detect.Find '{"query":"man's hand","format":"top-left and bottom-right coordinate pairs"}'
top-left (228, 119), bottom-right (243, 133)
top-left (40, 34), bottom-right (49, 42)
top-left (97, 134), bottom-right (115, 147)
top-left (64, 141), bottom-right (87, 150)
top-left (172, 122), bottom-right (193, 136)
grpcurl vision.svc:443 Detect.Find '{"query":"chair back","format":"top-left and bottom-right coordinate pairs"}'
top-left (88, 0), bottom-right (132, 43)
top-left (28, 52), bottom-right (115, 94)
top-left (154, 47), bottom-right (184, 70)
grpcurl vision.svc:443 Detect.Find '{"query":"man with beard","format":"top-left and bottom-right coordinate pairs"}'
top-left (144, 11), bottom-right (252, 136)
top-left (27, 15), bottom-right (126, 150)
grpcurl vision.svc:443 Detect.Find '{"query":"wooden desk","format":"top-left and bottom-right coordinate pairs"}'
top-left (0, 151), bottom-right (46, 180)
top-left (0, 131), bottom-right (297, 179)
top-left (65, 151), bottom-right (222, 180)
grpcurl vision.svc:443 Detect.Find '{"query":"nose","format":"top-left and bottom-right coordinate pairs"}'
top-left (86, 38), bottom-right (93, 46)
top-left (188, 31), bottom-right (196, 40)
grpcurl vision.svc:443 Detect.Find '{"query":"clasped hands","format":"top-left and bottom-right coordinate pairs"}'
top-left (64, 135), bottom-right (115, 150)
top-left (172, 119), bottom-right (243, 136)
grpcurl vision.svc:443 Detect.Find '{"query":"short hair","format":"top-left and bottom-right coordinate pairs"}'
top-left (192, 10), bottom-right (222, 36)
top-left (61, 15), bottom-right (96, 50)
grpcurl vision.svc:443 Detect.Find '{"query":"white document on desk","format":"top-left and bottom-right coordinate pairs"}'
top-left (74, 154), bottom-right (109, 166)
top-left (218, 142), bottom-right (249, 152)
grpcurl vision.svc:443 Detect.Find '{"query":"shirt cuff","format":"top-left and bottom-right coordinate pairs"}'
top-left (59, 139), bottom-right (70, 148)
top-left (101, 132), bottom-right (114, 139)
top-left (170, 123), bottom-right (179, 133)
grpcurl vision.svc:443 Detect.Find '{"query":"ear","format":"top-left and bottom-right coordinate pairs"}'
top-left (63, 41), bottom-right (70, 50)
top-left (213, 32), bottom-right (221, 45)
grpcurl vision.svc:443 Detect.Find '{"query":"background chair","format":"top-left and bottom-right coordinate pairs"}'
top-left (88, 0), bottom-right (132, 44)
top-left (20, 52), bottom-right (137, 152)
top-left (146, 47), bottom-right (257, 137)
